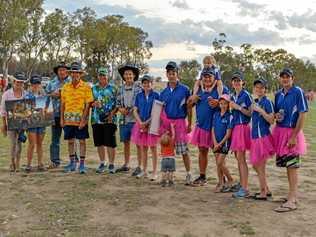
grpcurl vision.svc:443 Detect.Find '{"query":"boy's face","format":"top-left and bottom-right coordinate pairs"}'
top-left (31, 83), bottom-right (41, 91)
top-left (279, 74), bottom-right (293, 88)
top-left (123, 70), bottom-right (135, 84)
top-left (231, 78), bottom-right (243, 90)
top-left (98, 74), bottom-right (108, 85)
top-left (57, 68), bottom-right (68, 79)
top-left (71, 71), bottom-right (81, 83)
top-left (202, 74), bottom-right (215, 87)
top-left (166, 70), bottom-right (178, 83)
top-left (254, 83), bottom-right (265, 97)
top-left (142, 80), bottom-right (151, 90)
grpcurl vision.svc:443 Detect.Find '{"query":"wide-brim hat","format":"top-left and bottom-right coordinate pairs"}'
top-left (13, 72), bottom-right (28, 83)
top-left (118, 64), bottom-right (139, 81)
top-left (68, 62), bottom-right (85, 73)
top-left (53, 62), bottom-right (70, 74)
top-left (231, 71), bottom-right (244, 81)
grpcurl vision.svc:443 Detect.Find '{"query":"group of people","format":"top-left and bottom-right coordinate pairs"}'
top-left (0, 55), bottom-right (309, 213)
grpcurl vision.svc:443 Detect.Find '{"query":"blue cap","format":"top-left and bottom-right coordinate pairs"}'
top-left (231, 71), bottom-right (244, 80)
top-left (13, 72), bottom-right (27, 82)
top-left (165, 61), bottom-right (178, 71)
top-left (30, 74), bottom-right (42, 84)
top-left (69, 62), bottom-right (84, 72)
top-left (201, 68), bottom-right (215, 77)
top-left (253, 78), bottom-right (268, 87)
top-left (141, 74), bottom-right (153, 83)
top-left (279, 68), bottom-right (293, 77)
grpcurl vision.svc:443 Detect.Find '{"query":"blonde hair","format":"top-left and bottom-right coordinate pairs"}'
top-left (160, 132), bottom-right (171, 146)
top-left (203, 55), bottom-right (216, 65)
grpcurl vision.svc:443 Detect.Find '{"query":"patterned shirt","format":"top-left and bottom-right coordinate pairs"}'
top-left (91, 83), bottom-right (117, 125)
top-left (45, 75), bottom-right (71, 118)
top-left (61, 80), bottom-right (93, 126)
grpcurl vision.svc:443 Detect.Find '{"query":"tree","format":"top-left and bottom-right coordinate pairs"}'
top-left (178, 60), bottom-right (201, 89)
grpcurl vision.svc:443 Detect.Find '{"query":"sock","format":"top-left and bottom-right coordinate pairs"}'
top-left (80, 156), bottom-right (85, 165)
top-left (200, 174), bottom-right (206, 179)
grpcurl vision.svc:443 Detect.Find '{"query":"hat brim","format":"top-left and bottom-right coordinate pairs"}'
top-left (279, 72), bottom-right (292, 77)
top-left (202, 73), bottom-right (215, 77)
top-left (68, 69), bottom-right (85, 73)
top-left (231, 76), bottom-right (243, 81)
top-left (118, 66), bottom-right (139, 81)
top-left (12, 77), bottom-right (27, 83)
top-left (219, 97), bottom-right (230, 102)
top-left (253, 80), bottom-right (267, 87)
top-left (54, 65), bottom-right (70, 74)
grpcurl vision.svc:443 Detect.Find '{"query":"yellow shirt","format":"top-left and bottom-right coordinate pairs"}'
top-left (61, 80), bottom-right (93, 126)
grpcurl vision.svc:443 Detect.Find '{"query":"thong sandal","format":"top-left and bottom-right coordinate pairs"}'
top-left (274, 204), bottom-right (297, 213)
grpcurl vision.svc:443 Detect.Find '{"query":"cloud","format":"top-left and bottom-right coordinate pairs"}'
top-left (170, 0), bottom-right (190, 10)
top-left (232, 0), bottom-right (266, 17)
top-left (268, 11), bottom-right (288, 30)
top-left (287, 11), bottom-right (316, 32)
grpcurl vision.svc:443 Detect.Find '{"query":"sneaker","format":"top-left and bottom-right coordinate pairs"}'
top-left (136, 170), bottom-right (145, 179)
top-left (232, 187), bottom-right (249, 198)
top-left (64, 161), bottom-right (76, 173)
top-left (229, 183), bottom-right (241, 192)
top-left (150, 174), bottom-right (158, 181)
top-left (131, 167), bottom-right (142, 176)
top-left (161, 180), bottom-right (167, 187)
top-left (108, 164), bottom-right (115, 174)
top-left (185, 173), bottom-right (193, 185)
top-left (192, 176), bottom-right (207, 186)
top-left (96, 164), bottom-right (106, 174)
top-left (115, 165), bottom-right (130, 173)
top-left (168, 180), bottom-right (175, 187)
top-left (79, 163), bottom-right (87, 174)
top-left (25, 165), bottom-right (32, 173)
top-left (37, 165), bottom-right (47, 172)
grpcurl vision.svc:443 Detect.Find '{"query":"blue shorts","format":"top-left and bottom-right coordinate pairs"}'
top-left (119, 122), bottom-right (135, 142)
top-left (63, 125), bottom-right (89, 140)
top-left (27, 127), bottom-right (46, 134)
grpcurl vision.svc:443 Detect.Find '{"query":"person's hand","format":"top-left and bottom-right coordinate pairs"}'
top-left (79, 119), bottom-right (86, 130)
top-left (187, 124), bottom-right (192, 133)
top-left (107, 114), bottom-right (113, 123)
top-left (188, 95), bottom-right (200, 105)
top-left (275, 113), bottom-right (283, 122)
top-left (209, 99), bottom-right (219, 108)
top-left (287, 136), bottom-right (297, 149)
top-left (60, 118), bottom-right (65, 128)
top-left (51, 90), bottom-right (61, 98)
top-left (119, 108), bottom-right (128, 116)
top-left (252, 104), bottom-right (264, 113)
top-left (230, 102), bottom-right (241, 110)
top-left (1, 125), bottom-right (7, 137)
top-left (213, 143), bottom-right (222, 152)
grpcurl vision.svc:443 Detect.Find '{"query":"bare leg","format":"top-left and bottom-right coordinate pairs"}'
top-left (235, 151), bottom-right (249, 190)
top-left (27, 132), bottom-right (36, 167)
top-left (97, 146), bottom-right (106, 163)
top-left (36, 133), bottom-right (45, 166)
top-left (150, 146), bottom-right (158, 175)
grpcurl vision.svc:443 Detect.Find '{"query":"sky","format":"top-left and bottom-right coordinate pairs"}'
top-left (44, 0), bottom-right (316, 77)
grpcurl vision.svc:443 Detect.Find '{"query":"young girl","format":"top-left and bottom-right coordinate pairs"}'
top-left (0, 72), bottom-right (27, 172)
top-left (212, 94), bottom-right (234, 192)
top-left (191, 55), bottom-right (223, 101)
top-left (230, 71), bottom-right (252, 198)
top-left (250, 79), bottom-right (275, 199)
top-left (273, 68), bottom-right (308, 212)
top-left (25, 75), bottom-right (47, 172)
top-left (160, 123), bottom-right (176, 187)
top-left (131, 75), bottom-right (159, 180)
top-left (189, 68), bottom-right (226, 186)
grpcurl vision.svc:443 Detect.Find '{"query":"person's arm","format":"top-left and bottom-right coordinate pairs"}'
top-left (218, 128), bottom-right (232, 146)
top-left (187, 104), bottom-right (192, 133)
top-left (79, 102), bottom-right (90, 129)
top-left (1, 116), bottom-right (7, 137)
top-left (133, 106), bottom-right (142, 124)
top-left (216, 80), bottom-right (224, 97)
top-left (211, 127), bottom-right (218, 148)
top-left (253, 103), bottom-right (275, 124)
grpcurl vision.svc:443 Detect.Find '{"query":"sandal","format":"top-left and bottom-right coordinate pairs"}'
top-left (25, 166), bottom-right (32, 173)
top-left (48, 162), bottom-right (60, 169)
top-left (255, 192), bottom-right (272, 197)
top-left (37, 165), bottom-right (47, 172)
top-left (214, 183), bottom-right (223, 193)
top-left (274, 203), bottom-right (297, 213)
top-left (253, 195), bottom-right (268, 201)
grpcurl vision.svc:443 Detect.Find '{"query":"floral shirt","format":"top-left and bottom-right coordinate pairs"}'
top-left (91, 83), bottom-right (118, 125)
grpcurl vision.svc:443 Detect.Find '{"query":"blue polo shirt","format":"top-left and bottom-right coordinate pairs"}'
top-left (274, 86), bottom-right (308, 128)
top-left (159, 81), bottom-right (190, 119)
top-left (251, 96), bottom-right (274, 139)
top-left (231, 89), bottom-right (252, 126)
top-left (195, 86), bottom-right (229, 131)
top-left (134, 90), bottom-right (160, 122)
top-left (212, 111), bottom-right (234, 143)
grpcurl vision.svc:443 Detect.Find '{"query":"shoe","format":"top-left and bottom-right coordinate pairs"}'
top-left (185, 173), bottom-right (192, 185)
top-left (96, 164), bottom-right (106, 174)
top-left (47, 162), bottom-right (60, 169)
top-left (232, 187), bottom-right (249, 198)
top-left (25, 165), bottom-right (32, 173)
top-left (150, 174), bottom-right (158, 181)
top-left (115, 165), bottom-right (130, 173)
top-left (136, 170), bottom-right (145, 178)
top-left (79, 163), bottom-right (87, 174)
top-left (64, 161), bottom-right (76, 173)
top-left (37, 165), bottom-right (47, 172)
top-left (131, 167), bottom-right (142, 176)
top-left (192, 176), bottom-right (207, 186)
top-left (168, 180), bottom-right (175, 187)
top-left (161, 180), bottom-right (167, 187)
top-left (229, 183), bottom-right (241, 192)
top-left (108, 164), bottom-right (115, 174)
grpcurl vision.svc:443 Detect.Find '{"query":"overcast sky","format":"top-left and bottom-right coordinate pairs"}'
top-left (44, 0), bottom-right (316, 77)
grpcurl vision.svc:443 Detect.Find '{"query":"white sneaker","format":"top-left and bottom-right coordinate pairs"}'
top-left (185, 173), bottom-right (192, 185)
top-left (136, 171), bottom-right (145, 179)
top-left (150, 174), bottom-right (158, 181)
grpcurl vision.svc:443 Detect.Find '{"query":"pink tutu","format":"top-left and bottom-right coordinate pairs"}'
top-left (231, 124), bottom-right (251, 152)
top-left (272, 126), bottom-right (307, 157)
top-left (131, 122), bottom-right (159, 147)
top-left (250, 135), bottom-right (275, 165)
top-left (159, 110), bottom-right (188, 143)
top-left (189, 126), bottom-right (213, 148)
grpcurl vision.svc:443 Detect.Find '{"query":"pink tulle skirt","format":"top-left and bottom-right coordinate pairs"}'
top-left (231, 124), bottom-right (251, 152)
top-left (131, 122), bottom-right (159, 147)
top-left (159, 110), bottom-right (188, 143)
top-left (272, 126), bottom-right (307, 157)
top-left (250, 135), bottom-right (275, 165)
top-left (189, 126), bottom-right (213, 148)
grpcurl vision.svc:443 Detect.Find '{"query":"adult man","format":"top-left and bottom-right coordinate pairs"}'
top-left (61, 62), bottom-right (93, 174)
top-left (46, 62), bottom-right (71, 168)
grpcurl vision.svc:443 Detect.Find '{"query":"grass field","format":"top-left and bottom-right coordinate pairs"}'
top-left (0, 102), bottom-right (315, 237)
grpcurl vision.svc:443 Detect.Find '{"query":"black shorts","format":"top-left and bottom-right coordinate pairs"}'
top-left (276, 155), bottom-right (301, 168)
top-left (92, 123), bottom-right (117, 148)
top-left (64, 125), bottom-right (89, 140)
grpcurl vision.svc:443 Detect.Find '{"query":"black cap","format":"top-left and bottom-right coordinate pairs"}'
top-left (141, 74), bottom-right (153, 83)
top-left (13, 72), bottom-right (27, 82)
top-left (231, 71), bottom-right (244, 81)
top-left (201, 68), bottom-right (215, 77)
top-left (165, 61), bottom-right (178, 71)
top-left (253, 78), bottom-right (268, 87)
top-left (118, 64), bottom-right (140, 81)
top-left (53, 62), bottom-right (69, 74)
top-left (279, 68), bottom-right (293, 77)
top-left (68, 62), bottom-right (84, 72)
top-left (30, 74), bottom-right (42, 84)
